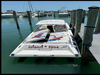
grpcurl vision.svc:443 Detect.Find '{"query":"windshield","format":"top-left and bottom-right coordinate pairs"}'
top-left (35, 24), bottom-right (67, 32)
top-left (34, 25), bottom-right (47, 32)
top-left (54, 25), bottom-right (67, 32)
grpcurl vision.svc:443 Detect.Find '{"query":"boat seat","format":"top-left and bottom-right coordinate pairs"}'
top-left (26, 29), bottom-right (50, 42)
top-left (47, 25), bottom-right (54, 32)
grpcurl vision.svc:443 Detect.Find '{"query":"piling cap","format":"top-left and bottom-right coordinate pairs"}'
top-left (73, 9), bottom-right (77, 11)
top-left (88, 5), bottom-right (100, 9)
top-left (77, 9), bottom-right (83, 11)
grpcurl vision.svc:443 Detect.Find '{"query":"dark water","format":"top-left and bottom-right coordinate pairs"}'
top-left (1, 15), bottom-right (100, 74)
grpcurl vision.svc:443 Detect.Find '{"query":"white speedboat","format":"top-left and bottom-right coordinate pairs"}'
top-left (9, 19), bottom-right (81, 58)
top-left (58, 12), bottom-right (68, 17)
top-left (1, 14), bottom-right (14, 18)
top-left (58, 7), bottom-right (69, 17)
top-left (1, 14), bottom-right (21, 18)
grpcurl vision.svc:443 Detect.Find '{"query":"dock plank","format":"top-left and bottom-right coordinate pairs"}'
top-left (90, 32), bottom-right (100, 65)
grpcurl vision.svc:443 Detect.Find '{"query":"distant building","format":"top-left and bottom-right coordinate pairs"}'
top-left (4, 10), bottom-right (18, 14)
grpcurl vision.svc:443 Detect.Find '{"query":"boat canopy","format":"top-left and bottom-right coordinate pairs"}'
top-left (36, 19), bottom-right (66, 25)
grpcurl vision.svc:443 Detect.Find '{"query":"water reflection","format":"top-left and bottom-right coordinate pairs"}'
top-left (18, 29), bottom-right (23, 41)
top-left (30, 24), bottom-right (33, 32)
top-left (12, 57), bottom-right (81, 74)
top-left (2, 18), bottom-right (15, 24)
top-left (18, 18), bottom-right (29, 24)
top-left (12, 57), bottom-right (81, 64)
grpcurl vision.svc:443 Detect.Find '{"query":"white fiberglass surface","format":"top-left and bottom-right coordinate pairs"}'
top-left (48, 32), bottom-right (69, 43)
top-left (36, 19), bottom-right (66, 25)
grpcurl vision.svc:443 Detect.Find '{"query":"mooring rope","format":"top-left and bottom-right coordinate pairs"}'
top-left (84, 26), bottom-right (95, 28)
top-left (78, 37), bottom-right (93, 49)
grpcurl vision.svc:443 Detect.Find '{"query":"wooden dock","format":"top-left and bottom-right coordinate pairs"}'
top-left (90, 32), bottom-right (100, 65)
top-left (79, 23), bottom-right (100, 65)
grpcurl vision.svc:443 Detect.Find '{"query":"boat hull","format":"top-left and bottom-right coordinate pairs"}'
top-left (1, 14), bottom-right (14, 18)
top-left (9, 19), bottom-right (81, 58)
top-left (10, 51), bottom-right (81, 57)
top-left (1, 14), bottom-right (20, 18)
top-left (9, 43), bottom-right (81, 58)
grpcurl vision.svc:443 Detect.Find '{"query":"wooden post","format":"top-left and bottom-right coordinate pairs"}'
top-left (71, 10), bottom-right (77, 35)
top-left (38, 11), bottom-right (40, 17)
top-left (30, 24), bottom-right (33, 32)
top-left (72, 10), bottom-right (77, 28)
top-left (18, 29), bottom-right (23, 40)
top-left (82, 10), bottom-right (85, 23)
top-left (27, 11), bottom-right (32, 25)
top-left (54, 12), bottom-right (55, 17)
top-left (95, 9), bottom-right (100, 32)
top-left (74, 9), bottom-right (83, 38)
top-left (70, 11), bottom-right (72, 28)
top-left (81, 6), bottom-right (99, 63)
top-left (13, 11), bottom-right (20, 29)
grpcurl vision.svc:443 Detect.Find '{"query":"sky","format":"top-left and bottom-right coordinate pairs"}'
top-left (1, 1), bottom-right (100, 12)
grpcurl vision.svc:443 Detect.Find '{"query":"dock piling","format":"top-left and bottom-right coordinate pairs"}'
top-left (81, 6), bottom-right (99, 64)
top-left (13, 11), bottom-right (20, 29)
top-left (72, 10), bottom-right (77, 28)
top-left (70, 11), bottom-right (72, 28)
top-left (27, 11), bottom-right (32, 25)
top-left (82, 10), bottom-right (85, 23)
top-left (38, 11), bottom-right (40, 17)
top-left (74, 9), bottom-right (83, 38)
top-left (54, 12), bottom-right (55, 17)
top-left (71, 10), bottom-right (77, 35)
top-left (95, 9), bottom-right (100, 32)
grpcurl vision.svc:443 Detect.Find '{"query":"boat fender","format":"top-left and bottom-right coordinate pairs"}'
top-left (75, 54), bottom-right (79, 57)
top-left (11, 54), bottom-right (15, 57)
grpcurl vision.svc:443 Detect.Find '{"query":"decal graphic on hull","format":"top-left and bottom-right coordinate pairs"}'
top-left (32, 31), bottom-right (47, 38)
top-left (32, 33), bottom-right (43, 38)
top-left (49, 36), bottom-right (63, 41)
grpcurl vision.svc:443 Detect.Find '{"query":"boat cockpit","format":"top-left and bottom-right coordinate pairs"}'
top-left (35, 24), bottom-right (67, 32)
top-left (24, 24), bottom-right (68, 43)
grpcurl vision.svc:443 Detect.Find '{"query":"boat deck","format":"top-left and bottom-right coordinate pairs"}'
top-left (79, 23), bottom-right (100, 65)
